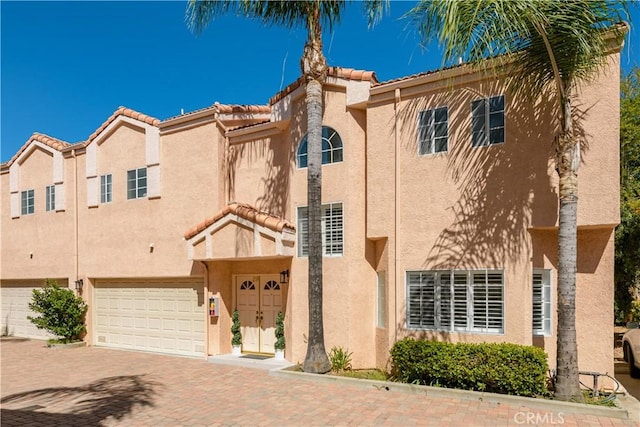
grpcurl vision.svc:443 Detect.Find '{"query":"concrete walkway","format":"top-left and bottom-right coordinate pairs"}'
top-left (1, 339), bottom-right (638, 426)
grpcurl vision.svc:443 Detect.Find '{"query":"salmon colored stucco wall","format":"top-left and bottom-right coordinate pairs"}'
top-left (365, 53), bottom-right (620, 374)
top-left (1, 147), bottom-right (76, 280)
top-left (1, 50), bottom-right (621, 377)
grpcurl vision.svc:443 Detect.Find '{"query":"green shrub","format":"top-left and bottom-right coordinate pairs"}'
top-left (389, 338), bottom-right (550, 397)
top-left (28, 279), bottom-right (87, 343)
top-left (274, 311), bottom-right (285, 350)
top-left (231, 309), bottom-right (242, 346)
top-left (328, 346), bottom-right (353, 371)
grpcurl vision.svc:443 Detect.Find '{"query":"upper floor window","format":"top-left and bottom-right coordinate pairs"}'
top-left (297, 202), bottom-right (344, 257)
top-left (471, 94), bottom-right (505, 147)
top-left (418, 106), bottom-right (448, 155)
top-left (21, 189), bottom-right (35, 215)
top-left (297, 126), bottom-right (343, 168)
top-left (127, 167), bottom-right (147, 200)
top-left (45, 185), bottom-right (55, 212)
top-left (406, 269), bottom-right (504, 334)
top-left (101, 174), bottom-right (112, 204)
top-left (532, 269), bottom-right (552, 336)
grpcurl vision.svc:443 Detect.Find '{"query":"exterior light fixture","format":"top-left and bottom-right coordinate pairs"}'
top-left (75, 279), bottom-right (84, 292)
top-left (280, 269), bottom-right (289, 284)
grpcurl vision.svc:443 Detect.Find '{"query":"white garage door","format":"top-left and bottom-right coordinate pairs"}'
top-left (0, 280), bottom-right (67, 340)
top-left (94, 279), bottom-right (205, 357)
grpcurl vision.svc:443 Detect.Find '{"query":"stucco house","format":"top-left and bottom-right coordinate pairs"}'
top-left (0, 46), bottom-right (622, 378)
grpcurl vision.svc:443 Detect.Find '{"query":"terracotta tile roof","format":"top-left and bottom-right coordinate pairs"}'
top-left (374, 62), bottom-right (470, 87)
top-left (5, 132), bottom-right (71, 167)
top-left (184, 202), bottom-right (295, 240)
top-left (86, 106), bottom-right (161, 144)
top-left (269, 66), bottom-right (378, 105)
top-left (227, 120), bottom-right (272, 132)
top-left (164, 103), bottom-right (271, 122)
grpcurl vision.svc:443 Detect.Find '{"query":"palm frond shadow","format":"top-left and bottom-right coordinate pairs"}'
top-left (1, 374), bottom-right (161, 425)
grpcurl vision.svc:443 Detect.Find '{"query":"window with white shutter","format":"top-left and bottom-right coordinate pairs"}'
top-left (406, 270), bottom-right (504, 334)
top-left (532, 269), bottom-right (552, 336)
top-left (297, 202), bottom-right (343, 257)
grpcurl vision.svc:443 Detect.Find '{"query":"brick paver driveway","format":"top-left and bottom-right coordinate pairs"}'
top-left (1, 339), bottom-right (636, 426)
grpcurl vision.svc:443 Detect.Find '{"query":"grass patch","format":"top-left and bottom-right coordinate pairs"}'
top-left (331, 369), bottom-right (388, 381)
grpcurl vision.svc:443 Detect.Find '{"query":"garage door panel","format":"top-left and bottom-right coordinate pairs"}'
top-left (1, 281), bottom-right (69, 340)
top-left (94, 279), bottom-right (204, 357)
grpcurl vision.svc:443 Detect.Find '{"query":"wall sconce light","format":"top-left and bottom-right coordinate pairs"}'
top-left (149, 243), bottom-right (154, 253)
top-left (280, 269), bottom-right (289, 284)
top-left (75, 279), bottom-right (84, 292)
top-left (29, 252), bottom-right (33, 259)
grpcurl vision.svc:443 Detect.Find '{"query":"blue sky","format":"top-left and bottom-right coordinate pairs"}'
top-left (1, 1), bottom-right (638, 163)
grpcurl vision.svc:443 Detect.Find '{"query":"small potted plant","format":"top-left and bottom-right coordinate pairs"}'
top-left (274, 311), bottom-right (285, 360)
top-left (231, 309), bottom-right (242, 356)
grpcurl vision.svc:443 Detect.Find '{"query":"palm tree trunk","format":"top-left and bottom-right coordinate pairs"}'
top-left (554, 95), bottom-right (583, 402)
top-left (302, 29), bottom-right (331, 374)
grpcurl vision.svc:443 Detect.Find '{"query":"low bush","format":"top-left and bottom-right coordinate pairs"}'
top-left (28, 279), bottom-right (87, 343)
top-left (328, 346), bottom-right (353, 372)
top-left (389, 338), bottom-right (550, 397)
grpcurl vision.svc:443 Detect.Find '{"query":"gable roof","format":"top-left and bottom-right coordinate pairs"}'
top-left (86, 106), bottom-right (161, 145)
top-left (163, 103), bottom-right (271, 123)
top-left (3, 132), bottom-right (71, 168)
top-left (269, 66), bottom-right (378, 105)
top-left (184, 202), bottom-right (295, 240)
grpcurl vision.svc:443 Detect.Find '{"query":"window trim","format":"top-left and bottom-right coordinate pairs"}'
top-left (127, 167), bottom-right (147, 200)
top-left (405, 269), bottom-right (505, 335)
top-left (296, 125), bottom-right (344, 169)
top-left (417, 106), bottom-right (449, 155)
top-left (296, 201), bottom-right (344, 257)
top-left (21, 189), bottom-right (35, 215)
top-left (100, 173), bottom-right (113, 204)
top-left (471, 94), bottom-right (505, 147)
top-left (45, 185), bottom-right (55, 212)
top-left (532, 269), bottom-right (553, 336)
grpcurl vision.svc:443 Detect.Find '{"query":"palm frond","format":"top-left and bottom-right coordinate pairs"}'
top-left (405, 0), bottom-right (629, 100)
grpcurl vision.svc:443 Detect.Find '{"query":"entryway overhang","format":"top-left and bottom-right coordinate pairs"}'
top-left (184, 202), bottom-right (296, 261)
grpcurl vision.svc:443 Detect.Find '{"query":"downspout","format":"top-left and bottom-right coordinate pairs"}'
top-left (393, 88), bottom-right (401, 343)
top-left (200, 260), bottom-right (209, 359)
top-left (73, 149), bottom-right (79, 294)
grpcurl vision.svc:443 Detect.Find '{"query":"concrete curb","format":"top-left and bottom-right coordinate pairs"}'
top-left (46, 341), bottom-right (87, 349)
top-left (270, 368), bottom-right (630, 420)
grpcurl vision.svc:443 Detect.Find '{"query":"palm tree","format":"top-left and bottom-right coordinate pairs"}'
top-left (186, 0), bottom-right (386, 374)
top-left (406, 0), bottom-right (628, 401)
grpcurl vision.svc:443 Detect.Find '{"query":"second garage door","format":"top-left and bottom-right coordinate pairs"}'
top-left (94, 278), bottom-right (205, 357)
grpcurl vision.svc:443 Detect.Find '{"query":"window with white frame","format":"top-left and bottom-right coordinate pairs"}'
top-left (101, 174), bottom-right (112, 203)
top-left (45, 185), bottom-right (55, 212)
top-left (21, 189), bottom-right (34, 215)
top-left (297, 202), bottom-right (343, 257)
top-left (532, 269), bottom-right (552, 336)
top-left (471, 94), bottom-right (505, 147)
top-left (406, 270), bottom-right (504, 333)
top-left (377, 271), bottom-right (387, 328)
top-left (418, 106), bottom-right (448, 155)
top-left (297, 126), bottom-right (343, 168)
top-left (127, 167), bottom-right (147, 200)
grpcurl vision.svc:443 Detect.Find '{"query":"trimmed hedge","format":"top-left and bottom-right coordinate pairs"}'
top-left (389, 338), bottom-right (550, 397)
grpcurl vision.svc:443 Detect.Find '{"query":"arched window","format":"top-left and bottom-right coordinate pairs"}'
top-left (297, 126), bottom-right (343, 168)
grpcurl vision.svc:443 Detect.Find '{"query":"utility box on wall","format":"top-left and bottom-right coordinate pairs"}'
top-left (209, 296), bottom-right (220, 317)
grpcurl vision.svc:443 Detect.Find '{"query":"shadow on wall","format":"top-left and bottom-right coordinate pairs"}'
top-left (392, 78), bottom-right (594, 271)
top-left (226, 98), bottom-right (304, 221)
top-left (0, 375), bottom-right (160, 425)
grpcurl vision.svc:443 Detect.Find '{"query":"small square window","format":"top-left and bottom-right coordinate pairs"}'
top-left (127, 168), bottom-right (147, 200)
top-left (418, 106), bottom-right (449, 155)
